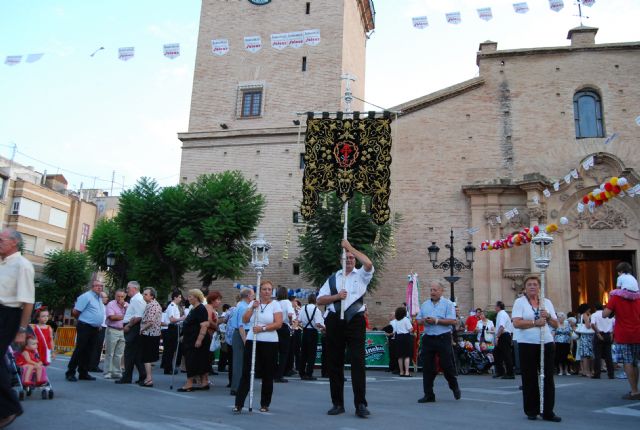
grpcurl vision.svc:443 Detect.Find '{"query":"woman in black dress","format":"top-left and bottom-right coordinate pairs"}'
top-left (178, 289), bottom-right (211, 392)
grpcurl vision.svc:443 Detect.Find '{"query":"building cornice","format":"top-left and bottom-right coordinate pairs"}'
top-left (392, 77), bottom-right (485, 116)
top-left (477, 41), bottom-right (640, 63)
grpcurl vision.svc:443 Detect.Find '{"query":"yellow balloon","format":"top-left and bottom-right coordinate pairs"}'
top-left (610, 177), bottom-right (618, 186)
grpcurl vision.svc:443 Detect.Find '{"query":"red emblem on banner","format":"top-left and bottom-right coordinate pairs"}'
top-left (334, 141), bottom-right (359, 168)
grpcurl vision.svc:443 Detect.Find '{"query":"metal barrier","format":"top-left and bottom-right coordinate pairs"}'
top-left (54, 327), bottom-right (77, 354)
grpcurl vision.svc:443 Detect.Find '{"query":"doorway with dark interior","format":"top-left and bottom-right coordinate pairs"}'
top-left (569, 250), bottom-right (636, 312)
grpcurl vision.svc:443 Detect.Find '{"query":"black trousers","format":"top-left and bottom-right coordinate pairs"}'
top-left (0, 305), bottom-right (22, 419)
top-left (593, 333), bottom-right (614, 378)
top-left (320, 333), bottom-right (328, 377)
top-left (218, 343), bottom-right (230, 371)
top-left (325, 312), bottom-right (366, 408)
top-left (421, 333), bottom-right (459, 397)
top-left (494, 332), bottom-right (514, 376)
top-left (300, 328), bottom-right (318, 377)
top-left (160, 326), bottom-right (179, 371)
top-left (286, 329), bottom-right (302, 374)
top-left (235, 340), bottom-right (278, 409)
top-left (275, 326), bottom-right (291, 379)
top-left (555, 342), bottom-right (570, 369)
top-left (89, 326), bottom-right (106, 370)
top-left (519, 342), bottom-right (556, 418)
top-left (388, 337), bottom-right (398, 371)
top-left (121, 323), bottom-right (146, 382)
top-left (226, 344), bottom-right (233, 385)
top-left (67, 321), bottom-right (99, 377)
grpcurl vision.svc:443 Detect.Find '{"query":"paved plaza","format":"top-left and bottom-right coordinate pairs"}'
top-left (10, 356), bottom-right (640, 429)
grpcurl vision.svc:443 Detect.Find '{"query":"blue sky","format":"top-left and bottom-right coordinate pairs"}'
top-left (1, 0), bottom-right (638, 194)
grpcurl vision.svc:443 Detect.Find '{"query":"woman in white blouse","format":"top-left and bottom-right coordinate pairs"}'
top-left (234, 280), bottom-right (283, 413)
top-left (475, 311), bottom-right (495, 344)
top-left (512, 275), bottom-right (561, 422)
top-left (393, 307), bottom-right (414, 377)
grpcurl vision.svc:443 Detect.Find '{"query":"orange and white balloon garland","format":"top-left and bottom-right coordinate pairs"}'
top-left (480, 224), bottom-right (558, 251)
top-left (581, 177), bottom-right (630, 208)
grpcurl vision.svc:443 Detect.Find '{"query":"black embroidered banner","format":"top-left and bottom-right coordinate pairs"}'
top-left (301, 111), bottom-right (393, 225)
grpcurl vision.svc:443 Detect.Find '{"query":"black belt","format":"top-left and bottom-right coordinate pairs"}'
top-left (424, 332), bottom-right (451, 338)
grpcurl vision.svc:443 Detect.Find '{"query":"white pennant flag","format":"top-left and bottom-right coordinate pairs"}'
top-left (446, 12), bottom-right (462, 24)
top-left (26, 53), bottom-right (44, 63)
top-left (271, 33), bottom-right (289, 50)
top-left (163, 43), bottom-right (180, 59)
top-left (549, 0), bottom-right (564, 12)
top-left (211, 39), bottom-right (229, 56)
top-left (496, 215), bottom-right (502, 224)
top-left (466, 227), bottom-right (480, 235)
top-left (564, 174), bottom-right (572, 184)
top-left (288, 31), bottom-right (304, 49)
top-left (477, 8), bottom-right (493, 21)
top-left (577, 202), bottom-right (585, 213)
top-left (603, 132), bottom-right (619, 145)
top-left (303, 29), bottom-right (321, 46)
top-left (582, 155), bottom-right (595, 170)
top-left (244, 36), bottom-right (262, 53)
top-left (5, 55), bottom-right (22, 66)
top-left (636, 116), bottom-right (640, 127)
top-left (553, 181), bottom-right (560, 191)
top-left (513, 2), bottom-right (530, 14)
top-left (412, 16), bottom-right (429, 29)
top-left (588, 201), bottom-right (595, 213)
top-left (571, 169), bottom-right (579, 179)
top-left (582, 0), bottom-right (595, 7)
top-left (628, 184), bottom-right (640, 197)
top-left (533, 195), bottom-right (540, 205)
top-left (543, 189), bottom-right (551, 198)
top-left (118, 47), bottom-right (135, 61)
top-left (505, 210), bottom-right (514, 220)
top-left (513, 208), bottom-right (519, 215)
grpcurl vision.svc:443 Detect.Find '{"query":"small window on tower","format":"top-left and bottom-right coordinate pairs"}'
top-left (293, 211), bottom-right (299, 223)
top-left (302, 56), bottom-right (307, 72)
top-left (236, 81), bottom-right (266, 119)
top-left (293, 263), bottom-right (300, 275)
top-left (299, 153), bottom-right (305, 169)
top-left (306, 2), bottom-right (310, 14)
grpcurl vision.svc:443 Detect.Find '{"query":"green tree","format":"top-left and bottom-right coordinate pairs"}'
top-left (165, 171), bottom-right (265, 287)
top-left (36, 250), bottom-right (93, 312)
top-left (297, 192), bottom-right (399, 291)
top-left (86, 218), bottom-right (128, 289)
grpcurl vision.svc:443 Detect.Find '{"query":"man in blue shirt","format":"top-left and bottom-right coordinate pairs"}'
top-left (229, 287), bottom-right (254, 395)
top-left (416, 281), bottom-right (461, 403)
top-left (66, 279), bottom-right (106, 382)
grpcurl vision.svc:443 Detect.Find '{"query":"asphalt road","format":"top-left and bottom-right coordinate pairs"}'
top-left (9, 355), bottom-right (640, 429)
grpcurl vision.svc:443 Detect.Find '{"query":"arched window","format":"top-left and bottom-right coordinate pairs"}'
top-left (573, 89), bottom-right (604, 138)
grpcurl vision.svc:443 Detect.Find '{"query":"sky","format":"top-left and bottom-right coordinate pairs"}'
top-left (1, 0), bottom-right (638, 195)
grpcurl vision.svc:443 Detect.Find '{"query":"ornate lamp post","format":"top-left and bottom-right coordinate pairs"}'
top-left (531, 229), bottom-right (553, 415)
top-left (106, 251), bottom-right (126, 290)
top-left (248, 233), bottom-right (271, 412)
top-left (427, 229), bottom-right (476, 304)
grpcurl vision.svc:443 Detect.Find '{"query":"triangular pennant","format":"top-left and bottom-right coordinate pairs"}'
top-left (26, 53), bottom-right (44, 63)
top-left (211, 39), bottom-right (230, 56)
top-left (118, 47), bottom-right (135, 61)
top-left (244, 36), bottom-right (262, 53)
top-left (303, 29), bottom-right (321, 46)
top-left (513, 2), bottom-right (530, 14)
top-left (549, 0), bottom-right (564, 12)
top-left (163, 43), bottom-right (180, 59)
top-left (5, 55), bottom-right (22, 66)
top-left (446, 12), bottom-right (462, 24)
top-left (412, 16), bottom-right (429, 29)
top-left (477, 8), bottom-right (493, 21)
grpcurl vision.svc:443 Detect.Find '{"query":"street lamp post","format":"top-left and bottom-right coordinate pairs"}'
top-left (531, 230), bottom-right (553, 415)
top-left (248, 233), bottom-right (271, 413)
top-left (106, 251), bottom-right (126, 290)
top-left (427, 229), bottom-right (476, 304)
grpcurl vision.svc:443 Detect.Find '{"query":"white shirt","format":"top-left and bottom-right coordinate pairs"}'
top-left (123, 292), bottom-right (146, 323)
top-left (0, 252), bottom-right (35, 308)
top-left (298, 304), bottom-right (324, 330)
top-left (476, 319), bottom-right (495, 342)
top-left (318, 265), bottom-right (375, 314)
top-left (247, 300), bottom-right (282, 343)
top-left (393, 317), bottom-right (413, 334)
top-left (617, 273), bottom-right (639, 292)
top-left (162, 302), bottom-right (182, 330)
top-left (512, 296), bottom-right (557, 344)
top-left (279, 299), bottom-right (295, 326)
top-left (590, 310), bottom-right (614, 333)
top-left (495, 309), bottom-right (513, 335)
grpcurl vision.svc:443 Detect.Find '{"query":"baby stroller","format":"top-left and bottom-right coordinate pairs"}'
top-left (8, 345), bottom-right (54, 400)
top-left (455, 341), bottom-right (493, 375)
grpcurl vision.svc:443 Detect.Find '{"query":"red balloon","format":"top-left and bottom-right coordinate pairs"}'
top-left (582, 195), bottom-right (589, 204)
top-left (533, 225), bottom-right (540, 234)
top-left (595, 199), bottom-right (603, 206)
top-left (613, 185), bottom-right (621, 194)
top-left (604, 182), bottom-right (613, 192)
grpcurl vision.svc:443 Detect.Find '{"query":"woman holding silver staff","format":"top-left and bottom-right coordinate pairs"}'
top-left (234, 280), bottom-right (282, 413)
top-left (512, 275), bottom-right (561, 422)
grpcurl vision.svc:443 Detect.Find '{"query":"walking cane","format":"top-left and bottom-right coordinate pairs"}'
top-left (170, 322), bottom-right (181, 390)
top-left (248, 273), bottom-right (262, 412)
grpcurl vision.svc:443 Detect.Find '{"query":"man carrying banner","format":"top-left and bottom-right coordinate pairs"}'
top-left (317, 239), bottom-right (373, 418)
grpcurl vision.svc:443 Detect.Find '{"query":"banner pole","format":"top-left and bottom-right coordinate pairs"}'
top-left (248, 271), bottom-right (261, 412)
top-left (340, 201), bottom-right (348, 320)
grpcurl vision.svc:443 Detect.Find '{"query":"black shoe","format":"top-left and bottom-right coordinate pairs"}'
top-left (492, 374), bottom-right (504, 379)
top-left (115, 379), bottom-right (131, 384)
top-left (542, 415), bottom-right (562, 422)
top-left (453, 388), bottom-right (461, 400)
top-left (65, 375), bottom-right (78, 382)
top-left (418, 395), bottom-right (436, 403)
top-left (226, 383), bottom-right (231, 388)
top-left (163, 370), bottom-right (172, 375)
top-left (501, 375), bottom-right (515, 380)
top-left (527, 415), bottom-right (537, 421)
top-left (327, 405), bottom-right (345, 415)
top-left (356, 404), bottom-right (370, 418)
top-left (135, 379), bottom-right (145, 384)
top-left (274, 378), bottom-right (288, 383)
top-left (78, 374), bottom-right (96, 381)
top-left (89, 367), bottom-right (103, 373)
top-left (307, 376), bottom-right (317, 381)
top-left (285, 371), bottom-right (296, 377)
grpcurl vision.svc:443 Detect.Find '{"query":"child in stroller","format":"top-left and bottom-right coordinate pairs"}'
top-left (13, 336), bottom-right (54, 399)
top-left (454, 340), bottom-right (493, 374)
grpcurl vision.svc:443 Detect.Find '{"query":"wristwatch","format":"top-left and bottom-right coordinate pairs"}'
top-left (18, 326), bottom-right (28, 333)
top-left (262, 326), bottom-right (267, 332)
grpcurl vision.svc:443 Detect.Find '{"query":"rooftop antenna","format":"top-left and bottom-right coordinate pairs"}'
top-left (575, 1), bottom-right (590, 26)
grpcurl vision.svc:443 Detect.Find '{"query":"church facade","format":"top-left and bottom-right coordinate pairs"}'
top-left (179, 0), bottom-right (640, 326)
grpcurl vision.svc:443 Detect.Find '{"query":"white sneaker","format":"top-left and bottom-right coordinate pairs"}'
top-left (103, 373), bottom-right (113, 379)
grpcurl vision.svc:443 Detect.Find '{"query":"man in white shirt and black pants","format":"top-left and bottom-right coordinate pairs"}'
top-left (493, 301), bottom-right (515, 379)
top-left (298, 293), bottom-right (324, 380)
top-left (591, 302), bottom-right (615, 379)
top-left (317, 240), bottom-right (374, 419)
top-left (115, 281), bottom-right (147, 385)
